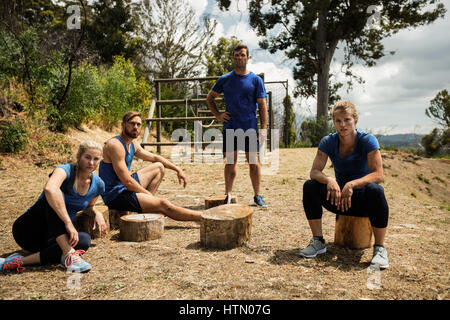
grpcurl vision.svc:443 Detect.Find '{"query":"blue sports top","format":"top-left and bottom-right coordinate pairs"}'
top-left (212, 71), bottom-right (267, 131)
top-left (318, 129), bottom-right (380, 191)
top-left (35, 163), bottom-right (105, 220)
top-left (98, 136), bottom-right (135, 205)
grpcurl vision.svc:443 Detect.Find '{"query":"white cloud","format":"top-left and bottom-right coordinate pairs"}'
top-left (186, 0), bottom-right (208, 19)
top-left (225, 21), bottom-right (260, 48)
top-left (211, 20), bottom-right (225, 42)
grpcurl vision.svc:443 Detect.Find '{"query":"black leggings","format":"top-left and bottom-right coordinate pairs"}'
top-left (302, 180), bottom-right (389, 228)
top-left (12, 196), bottom-right (91, 265)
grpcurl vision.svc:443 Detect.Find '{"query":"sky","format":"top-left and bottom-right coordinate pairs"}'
top-left (187, 0), bottom-right (450, 135)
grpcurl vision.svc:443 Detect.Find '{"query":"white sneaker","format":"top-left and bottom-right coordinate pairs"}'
top-left (370, 245), bottom-right (389, 269)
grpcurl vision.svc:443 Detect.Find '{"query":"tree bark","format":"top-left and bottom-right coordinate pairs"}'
top-left (315, 9), bottom-right (339, 119)
top-left (334, 215), bottom-right (373, 249)
top-left (120, 214), bottom-right (165, 242)
top-left (205, 195), bottom-right (237, 209)
top-left (109, 209), bottom-right (131, 230)
top-left (73, 205), bottom-right (110, 239)
top-left (200, 204), bottom-right (253, 249)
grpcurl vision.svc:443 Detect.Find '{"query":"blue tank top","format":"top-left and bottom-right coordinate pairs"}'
top-left (99, 136), bottom-right (135, 205)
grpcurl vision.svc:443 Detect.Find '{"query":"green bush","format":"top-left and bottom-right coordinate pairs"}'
top-left (0, 121), bottom-right (28, 153)
top-left (47, 56), bottom-right (152, 131)
top-left (421, 128), bottom-right (449, 157)
top-left (100, 56), bottom-right (151, 128)
top-left (299, 116), bottom-right (335, 147)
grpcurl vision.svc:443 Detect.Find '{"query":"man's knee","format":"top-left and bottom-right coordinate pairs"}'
top-left (155, 162), bottom-right (165, 177)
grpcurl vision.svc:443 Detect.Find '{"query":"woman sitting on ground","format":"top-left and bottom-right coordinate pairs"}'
top-left (1, 140), bottom-right (106, 273)
top-left (300, 101), bottom-right (390, 269)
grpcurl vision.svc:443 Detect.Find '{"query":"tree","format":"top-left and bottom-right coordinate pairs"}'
top-left (86, 0), bottom-right (142, 64)
top-left (204, 36), bottom-right (242, 76)
top-left (426, 89), bottom-right (450, 128)
top-left (131, 0), bottom-right (216, 80)
top-left (421, 128), bottom-right (441, 156)
top-left (282, 95), bottom-right (296, 147)
top-left (216, 0), bottom-right (446, 118)
top-left (300, 116), bottom-right (335, 147)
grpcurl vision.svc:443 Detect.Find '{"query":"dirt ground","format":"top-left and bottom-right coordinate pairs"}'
top-left (0, 126), bottom-right (449, 300)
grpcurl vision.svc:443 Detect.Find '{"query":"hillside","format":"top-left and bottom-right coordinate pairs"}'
top-left (377, 134), bottom-right (424, 148)
top-left (0, 126), bottom-right (449, 300)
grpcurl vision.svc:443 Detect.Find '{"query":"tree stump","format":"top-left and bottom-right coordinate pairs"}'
top-left (205, 195), bottom-right (237, 209)
top-left (119, 214), bottom-right (165, 242)
top-left (73, 205), bottom-right (110, 239)
top-left (109, 209), bottom-right (131, 230)
top-left (200, 204), bottom-right (253, 249)
top-left (334, 215), bottom-right (373, 249)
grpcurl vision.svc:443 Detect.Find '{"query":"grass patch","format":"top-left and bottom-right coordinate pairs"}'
top-left (433, 176), bottom-right (446, 184)
top-left (417, 174), bottom-right (430, 184)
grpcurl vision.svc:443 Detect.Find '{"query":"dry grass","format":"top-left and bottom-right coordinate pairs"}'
top-left (0, 126), bottom-right (449, 300)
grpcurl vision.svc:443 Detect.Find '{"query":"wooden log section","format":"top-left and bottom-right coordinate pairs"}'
top-left (109, 209), bottom-right (131, 230)
top-left (200, 204), bottom-right (253, 249)
top-left (120, 214), bottom-right (165, 242)
top-left (334, 215), bottom-right (373, 249)
top-left (205, 195), bottom-right (237, 209)
top-left (73, 205), bottom-right (110, 239)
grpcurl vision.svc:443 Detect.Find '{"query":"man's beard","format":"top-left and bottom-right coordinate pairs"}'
top-left (124, 127), bottom-right (139, 139)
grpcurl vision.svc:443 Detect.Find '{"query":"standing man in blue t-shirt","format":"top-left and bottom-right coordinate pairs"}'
top-left (206, 44), bottom-right (268, 207)
top-left (300, 101), bottom-right (390, 269)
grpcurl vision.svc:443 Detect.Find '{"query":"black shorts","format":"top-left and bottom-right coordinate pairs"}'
top-left (107, 172), bottom-right (143, 213)
top-left (222, 129), bottom-right (259, 153)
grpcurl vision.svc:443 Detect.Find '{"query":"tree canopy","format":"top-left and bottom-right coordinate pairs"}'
top-left (216, 0), bottom-right (446, 118)
top-left (131, 0), bottom-right (216, 80)
top-left (426, 89), bottom-right (450, 128)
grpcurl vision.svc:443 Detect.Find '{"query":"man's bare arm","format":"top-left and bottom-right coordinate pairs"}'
top-left (134, 143), bottom-right (188, 188)
top-left (106, 139), bottom-right (151, 195)
top-left (207, 90), bottom-right (230, 122)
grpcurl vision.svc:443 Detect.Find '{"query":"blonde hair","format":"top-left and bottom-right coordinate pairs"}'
top-left (76, 140), bottom-right (103, 162)
top-left (331, 101), bottom-right (359, 122)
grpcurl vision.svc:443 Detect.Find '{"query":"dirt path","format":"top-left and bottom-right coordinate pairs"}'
top-left (0, 128), bottom-right (449, 300)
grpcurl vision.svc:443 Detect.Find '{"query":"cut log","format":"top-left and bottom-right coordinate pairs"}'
top-left (200, 204), bottom-right (253, 249)
top-left (119, 214), bottom-right (165, 242)
top-left (205, 195), bottom-right (237, 209)
top-left (73, 205), bottom-right (110, 239)
top-left (334, 215), bottom-right (373, 249)
top-left (109, 209), bottom-right (131, 230)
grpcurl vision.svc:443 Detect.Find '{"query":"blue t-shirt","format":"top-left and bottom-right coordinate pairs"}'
top-left (98, 136), bottom-right (135, 205)
top-left (212, 71), bottom-right (267, 131)
top-left (36, 163), bottom-right (105, 220)
top-left (318, 129), bottom-right (380, 190)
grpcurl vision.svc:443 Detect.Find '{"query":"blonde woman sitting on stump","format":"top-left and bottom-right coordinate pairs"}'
top-left (1, 141), bottom-right (106, 273)
top-left (300, 101), bottom-right (389, 269)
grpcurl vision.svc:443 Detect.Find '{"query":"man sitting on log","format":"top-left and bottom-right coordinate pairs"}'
top-left (99, 111), bottom-right (201, 221)
top-left (300, 101), bottom-right (390, 269)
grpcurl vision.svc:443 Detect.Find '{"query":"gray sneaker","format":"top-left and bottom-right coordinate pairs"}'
top-left (370, 245), bottom-right (389, 269)
top-left (300, 237), bottom-right (327, 258)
